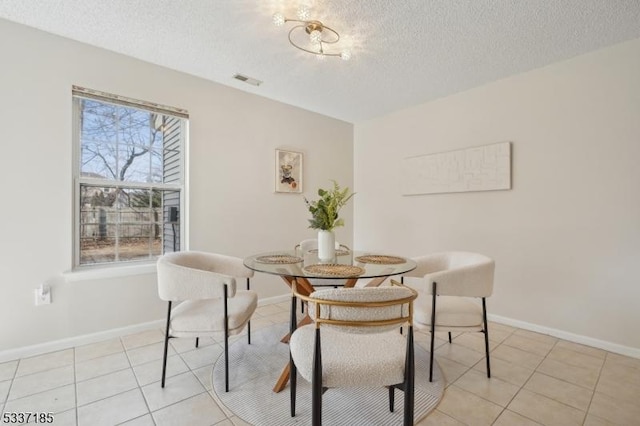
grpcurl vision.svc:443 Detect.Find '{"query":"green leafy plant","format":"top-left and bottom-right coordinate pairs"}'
top-left (304, 181), bottom-right (354, 231)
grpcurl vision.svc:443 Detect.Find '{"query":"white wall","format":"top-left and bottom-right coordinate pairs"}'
top-left (0, 19), bottom-right (353, 352)
top-left (354, 38), bottom-right (640, 353)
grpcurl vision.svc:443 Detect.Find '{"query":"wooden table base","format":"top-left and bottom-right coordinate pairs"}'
top-left (273, 364), bottom-right (291, 393)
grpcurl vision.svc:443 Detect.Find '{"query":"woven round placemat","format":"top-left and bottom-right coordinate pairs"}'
top-left (303, 264), bottom-right (365, 277)
top-left (307, 249), bottom-right (350, 256)
top-left (255, 255), bottom-right (303, 264)
top-left (354, 255), bottom-right (407, 265)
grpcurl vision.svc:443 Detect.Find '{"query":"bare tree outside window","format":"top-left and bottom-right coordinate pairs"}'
top-left (74, 92), bottom-right (185, 267)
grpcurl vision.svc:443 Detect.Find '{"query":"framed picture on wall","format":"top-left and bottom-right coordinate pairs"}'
top-left (275, 149), bottom-right (303, 193)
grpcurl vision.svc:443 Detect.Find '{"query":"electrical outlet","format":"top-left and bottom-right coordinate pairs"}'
top-left (34, 285), bottom-right (51, 306)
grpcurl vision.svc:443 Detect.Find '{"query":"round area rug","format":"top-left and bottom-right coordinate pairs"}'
top-left (211, 323), bottom-right (444, 425)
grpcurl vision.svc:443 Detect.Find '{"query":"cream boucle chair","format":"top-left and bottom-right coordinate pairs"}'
top-left (402, 251), bottom-right (495, 382)
top-left (157, 251), bottom-right (257, 391)
top-left (289, 281), bottom-right (418, 426)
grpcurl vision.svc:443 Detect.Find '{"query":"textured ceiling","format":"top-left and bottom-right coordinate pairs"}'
top-left (1, 0), bottom-right (639, 123)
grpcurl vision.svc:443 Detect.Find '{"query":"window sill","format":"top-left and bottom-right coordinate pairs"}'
top-left (64, 262), bottom-right (157, 282)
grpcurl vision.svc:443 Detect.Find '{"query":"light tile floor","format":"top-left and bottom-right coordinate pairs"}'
top-left (1, 302), bottom-right (639, 425)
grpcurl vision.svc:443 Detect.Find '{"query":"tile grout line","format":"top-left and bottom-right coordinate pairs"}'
top-left (1, 359), bottom-right (20, 414)
top-left (121, 334), bottom-right (155, 425)
top-left (581, 350), bottom-right (608, 425)
top-left (499, 338), bottom-right (558, 425)
top-left (431, 327), bottom-right (501, 425)
top-left (484, 345), bottom-right (510, 425)
top-left (75, 332), bottom-right (200, 424)
top-left (487, 325), bottom-right (519, 426)
top-left (456, 326), bottom-right (521, 426)
top-left (440, 324), bottom-right (545, 425)
top-left (516, 337), bottom-right (603, 424)
top-left (73, 347), bottom-right (79, 426)
top-left (155, 336), bottom-right (229, 420)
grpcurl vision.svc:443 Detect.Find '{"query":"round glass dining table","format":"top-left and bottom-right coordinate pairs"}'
top-left (243, 249), bottom-right (417, 392)
top-left (243, 250), bottom-right (417, 286)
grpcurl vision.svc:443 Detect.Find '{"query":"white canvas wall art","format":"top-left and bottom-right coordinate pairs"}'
top-left (402, 142), bottom-right (511, 195)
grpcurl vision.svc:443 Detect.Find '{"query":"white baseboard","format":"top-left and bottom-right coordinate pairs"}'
top-left (2, 300), bottom-right (637, 364)
top-left (0, 319), bottom-right (164, 364)
top-left (0, 294), bottom-right (292, 364)
top-left (489, 314), bottom-right (640, 359)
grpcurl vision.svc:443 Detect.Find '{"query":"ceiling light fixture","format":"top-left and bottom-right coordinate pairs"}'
top-left (272, 5), bottom-right (351, 61)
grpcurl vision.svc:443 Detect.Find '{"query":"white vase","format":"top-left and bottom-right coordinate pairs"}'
top-left (317, 230), bottom-right (336, 261)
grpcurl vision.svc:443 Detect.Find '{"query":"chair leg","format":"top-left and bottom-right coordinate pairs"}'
top-left (312, 328), bottom-right (322, 426)
top-left (388, 386), bottom-right (395, 412)
top-left (224, 284), bottom-right (230, 392)
top-left (448, 332), bottom-right (452, 344)
top-left (161, 301), bottom-right (172, 388)
top-left (429, 282), bottom-right (437, 382)
top-left (290, 356), bottom-right (297, 417)
top-left (290, 294), bottom-right (298, 417)
top-left (482, 297), bottom-right (491, 378)
top-left (195, 337), bottom-right (199, 348)
top-left (247, 278), bottom-right (251, 345)
top-left (404, 325), bottom-right (415, 426)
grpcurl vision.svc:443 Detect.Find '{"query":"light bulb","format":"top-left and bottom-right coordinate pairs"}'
top-left (297, 5), bottom-right (310, 20)
top-left (309, 29), bottom-right (322, 45)
top-left (272, 12), bottom-right (285, 27)
top-left (340, 49), bottom-right (351, 61)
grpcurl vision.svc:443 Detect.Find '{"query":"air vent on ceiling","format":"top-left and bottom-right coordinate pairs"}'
top-left (233, 74), bottom-right (262, 86)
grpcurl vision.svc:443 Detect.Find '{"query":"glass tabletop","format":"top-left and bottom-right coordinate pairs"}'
top-left (243, 250), bottom-right (417, 280)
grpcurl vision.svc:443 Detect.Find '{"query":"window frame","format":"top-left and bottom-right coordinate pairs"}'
top-left (71, 86), bottom-right (188, 270)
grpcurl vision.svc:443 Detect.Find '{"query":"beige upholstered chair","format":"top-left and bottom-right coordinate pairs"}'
top-left (289, 281), bottom-right (418, 426)
top-left (402, 252), bottom-right (495, 382)
top-left (157, 251), bottom-right (257, 391)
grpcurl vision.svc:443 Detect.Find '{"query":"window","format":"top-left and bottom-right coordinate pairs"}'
top-left (72, 86), bottom-right (187, 268)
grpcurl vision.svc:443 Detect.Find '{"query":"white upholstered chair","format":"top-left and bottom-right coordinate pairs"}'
top-left (289, 281), bottom-right (418, 426)
top-left (402, 252), bottom-right (495, 382)
top-left (157, 251), bottom-right (257, 391)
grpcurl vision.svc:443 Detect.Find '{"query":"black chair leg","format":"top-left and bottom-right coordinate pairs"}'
top-left (290, 357), bottom-right (297, 417)
top-left (388, 386), bottom-right (395, 412)
top-left (224, 285), bottom-right (230, 392)
top-left (247, 278), bottom-right (252, 345)
top-left (482, 297), bottom-right (491, 378)
top-left (224, 332), bottom-right (229, 392)
top-left (404, 325), bottom-right (415, 426)
top-left (290, 294), bottom-right (298, 417)
top-left (195, 337), bottom-right (199, 348)
top-left (429, 282), bottom-right (437, 382)
top-left (448, 332), bottom-right (452, 344)
top-left (161, 301), bottom-right (172, 388)
top-left (312, 328), bottom-right (322, 426)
